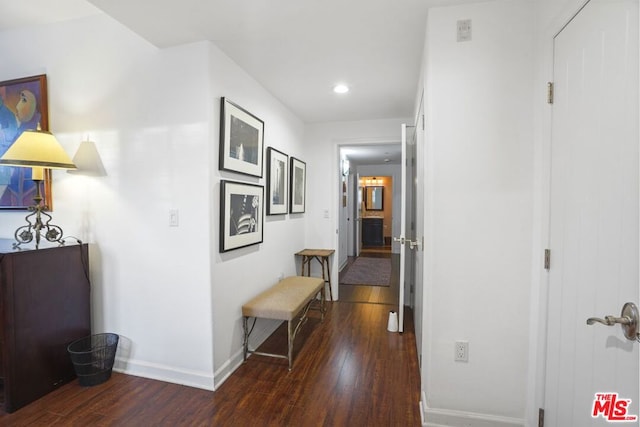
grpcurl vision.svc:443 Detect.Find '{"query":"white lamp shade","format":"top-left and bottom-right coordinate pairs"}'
top-left (0, 129), bottom-right (76, 170)
top-left (67, 140), bottom-right (107, 176)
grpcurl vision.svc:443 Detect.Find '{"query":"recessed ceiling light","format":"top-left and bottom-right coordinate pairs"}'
top-left (333, 84), bottom-right (349, 94)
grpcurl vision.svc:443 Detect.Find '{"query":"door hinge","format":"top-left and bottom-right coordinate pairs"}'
top-left (538, 408), bottom-right (544, 427)
top-left (544, 249), bottom-right (551, 270)
top-left (422, 114), bottom-right (425, 130)
top-left (547, 82), bottom-right (554, 104)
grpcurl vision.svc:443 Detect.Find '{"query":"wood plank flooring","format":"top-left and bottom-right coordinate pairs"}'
top-left (0, 302), bottom-right (421, 426)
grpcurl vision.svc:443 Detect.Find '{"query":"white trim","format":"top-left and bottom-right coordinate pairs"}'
top-left (213, 348), bottom-right (245, 388)
top-left (423, 409), bottom-right (523, 427)
top-left (213, 318), bottom-right (282, 387)
top-left (113, 318), bottom-right (282, 392)
top-left (113, 357), bottom-right (214, 391)
top-left (420, 392), bottom-right (524, 427)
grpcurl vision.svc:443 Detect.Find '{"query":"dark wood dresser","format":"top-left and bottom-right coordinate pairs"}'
top-left (0, 241), bottom-right (90, 413)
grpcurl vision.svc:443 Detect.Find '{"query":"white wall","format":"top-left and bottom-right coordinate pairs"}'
top-left (421, 1), bottom-right (534, 425)
top-left (207, 43), bottom-right (307, 384)
top-left (0, 13), bottom-right (308, 390)
top-left (0, 15), bottom-right (215, 389)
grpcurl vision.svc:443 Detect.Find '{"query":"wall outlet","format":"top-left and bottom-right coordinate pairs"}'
top-left (455, 341), bottom-right (468, 362)
top-left (457, 19), bottom-right (472, 42)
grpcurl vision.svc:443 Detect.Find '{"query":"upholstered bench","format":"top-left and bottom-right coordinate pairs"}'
top-left (242, 276), bottom-right (325, 370)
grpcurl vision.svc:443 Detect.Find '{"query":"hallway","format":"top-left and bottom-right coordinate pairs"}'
top-left (0, 302), bottom-right (422, 426)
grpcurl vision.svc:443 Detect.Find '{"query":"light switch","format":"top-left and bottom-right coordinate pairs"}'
top-left (169, 209), bottom-right (179, 227)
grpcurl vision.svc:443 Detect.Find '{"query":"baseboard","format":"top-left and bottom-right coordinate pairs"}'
top-left (214, 317), bottom-right (283, 388)
top-left (113, 357), bottom-right (214, 391)
top-left (420, 392), bottom-right (524, 427)
top-left (213, 347), bottom-right (244, 388)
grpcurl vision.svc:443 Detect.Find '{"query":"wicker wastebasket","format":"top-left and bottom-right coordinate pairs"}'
top-left (67, 333), bottom-right (119, 386)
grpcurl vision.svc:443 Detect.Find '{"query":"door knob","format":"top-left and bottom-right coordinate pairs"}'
top-left (586, 302), bottom-right (639, 342)
top-left (393, 236), bottom-right (420, 250)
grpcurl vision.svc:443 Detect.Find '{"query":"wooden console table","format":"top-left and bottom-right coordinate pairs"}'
top-left (295, 249), bottom-right (334, 301)
top-left (0, 241), bottom-right (91, 413)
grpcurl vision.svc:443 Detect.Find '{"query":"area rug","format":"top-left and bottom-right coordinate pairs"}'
top-left (341, 257), bottom-right (391, 287)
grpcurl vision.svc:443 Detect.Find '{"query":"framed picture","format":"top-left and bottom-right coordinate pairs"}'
top-left (289, 157), bottom-right (306, 214)
top-left (219, 97), bottom-right (264, 178)
top-left (0, 74), bottom-right (52, 209)
top-left (220, 180), bottom-right (264, 252)
top-left (266, 147), bottom-right (288, 215)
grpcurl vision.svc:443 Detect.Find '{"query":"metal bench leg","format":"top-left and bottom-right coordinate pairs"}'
top-left (242, 317), bottom-right (249, 362)
top-left (287, 319), bottom-right (293, 371)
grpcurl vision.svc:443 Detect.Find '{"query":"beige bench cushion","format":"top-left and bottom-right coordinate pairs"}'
top-left (242, 276), bottom-right (324, 321)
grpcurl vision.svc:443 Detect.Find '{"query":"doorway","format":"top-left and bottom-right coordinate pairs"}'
top-left (338, 145), bottom-right (401, 305)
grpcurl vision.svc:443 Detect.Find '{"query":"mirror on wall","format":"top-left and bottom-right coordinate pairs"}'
top-left (365, 186), bottom-right (383, 210)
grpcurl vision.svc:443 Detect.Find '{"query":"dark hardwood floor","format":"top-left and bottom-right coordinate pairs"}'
top-left (0, 302), bottom-right (421, 426)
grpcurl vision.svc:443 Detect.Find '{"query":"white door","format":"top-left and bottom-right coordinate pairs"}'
top-left (355, 171), bottom-right (361, 258)
top-left (413, 93), bottom-right (425, 368)
top-left (544, 0), bottom-right (639, 425)
top-left (406, 125), bottom-right (417, 313)
top-left (397, 124), bottom-right (417, 333)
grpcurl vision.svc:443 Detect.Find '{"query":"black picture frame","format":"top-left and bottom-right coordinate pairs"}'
top-left (220, 180), bottom-right (264, 252)
top-left (219, 97), bottom-right (264, 177)
top-left (365, 186), bottom-right (384, 211)
top-left (289, 157), bottom-right (306, 214)
top-left (267, 147), bottom-right (288, 215)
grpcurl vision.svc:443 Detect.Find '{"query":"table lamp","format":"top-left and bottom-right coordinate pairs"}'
top-left (0, 128), bottom-right (76, 249)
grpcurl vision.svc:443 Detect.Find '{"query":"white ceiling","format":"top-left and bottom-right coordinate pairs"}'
top-left (85, 0), bottom-right (432, 124)
top-left (0, 0), bottom-right (99, 30)
top-left (342, 144), bottom-right (402, 166)
top-left (0, 0), bottom-right (486, 162)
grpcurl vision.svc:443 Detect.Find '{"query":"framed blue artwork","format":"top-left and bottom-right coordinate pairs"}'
top-left (0, 74), bottom-right (52, 209)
